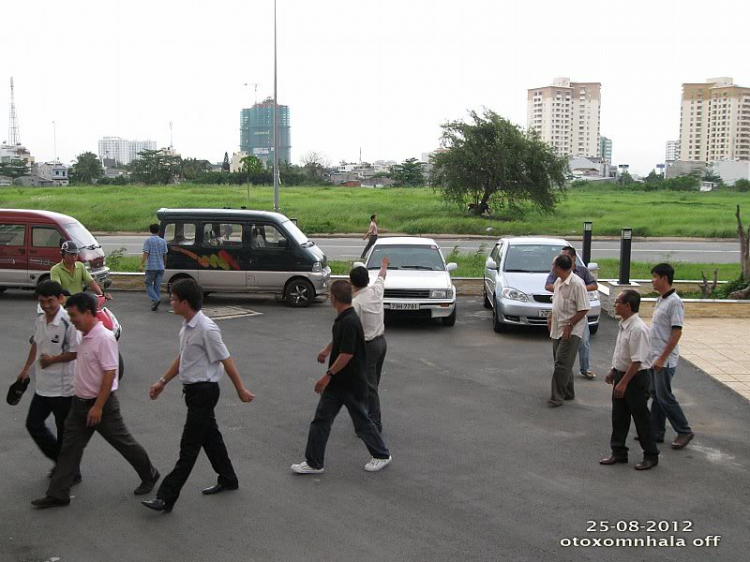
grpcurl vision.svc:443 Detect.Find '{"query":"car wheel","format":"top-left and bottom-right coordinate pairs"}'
top-left (286, 279), bottom-right (315, 307)
top-left (589, 323), bottom-right (599, 336)
top-left (442, 306), bottom-right (457, 327)
top-left (483, 288), bottom-right (492, 309)
top-left (118, 352), bottom-right (124, 380)
top-left (492, 298), bottom-right (506, 333)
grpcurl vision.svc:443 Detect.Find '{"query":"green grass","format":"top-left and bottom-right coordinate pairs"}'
top-left (1, 183), bottom-right (748, 237)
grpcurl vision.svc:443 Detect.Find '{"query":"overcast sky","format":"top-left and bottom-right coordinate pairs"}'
top-left (3, 0), bottom-right (749, 175)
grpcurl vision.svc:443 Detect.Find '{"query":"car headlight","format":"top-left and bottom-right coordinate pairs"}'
top-left (312, 261), bottom-right (322, 273)
top-left (430, 288), bottom-right (453, 299)
top-left (502, 287), bottom-right (529, 302)
top-left (588, 290), bottom-right (600, 302)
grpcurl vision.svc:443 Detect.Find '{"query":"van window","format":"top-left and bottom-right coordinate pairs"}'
top-left (202, 223), bottom-right (243, 248)
top-left (0, 224), bottom-right (25, 246)
top-left (250, 224), bottom-right (287, 250)
top-left (64, 222), bottom-right (98, 248)
top-left (164, 223), bottom-right (196, 246)
top-left (32, 227), bottom-right (64, 248)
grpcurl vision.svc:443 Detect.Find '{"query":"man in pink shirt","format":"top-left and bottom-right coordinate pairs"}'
top-left (31, 293), bottom-right (159, 509)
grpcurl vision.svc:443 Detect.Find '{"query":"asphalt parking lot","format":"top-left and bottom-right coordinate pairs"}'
top-left (0, 291), bottom-right (748, 562)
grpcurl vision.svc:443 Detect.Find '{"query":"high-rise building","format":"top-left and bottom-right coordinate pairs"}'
top-left (240, 98), bottom-right (291, 165)
top-left (599, 136), bottom-right (612, 162)
top-left (679, 77), bottom-right (750, 163)
top-left (665, 140), bottom-right (680, 163)
top-left (527, 77), bottom-right (601, 158)
top-left (97, 137), bottom-right (156, 165)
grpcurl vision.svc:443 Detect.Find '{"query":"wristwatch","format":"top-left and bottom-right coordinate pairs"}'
top-left (325, 369), bottom-right (333, 377)
top-left (158, 377), bottom-right (168, 384)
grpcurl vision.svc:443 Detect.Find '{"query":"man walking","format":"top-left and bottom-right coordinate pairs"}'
top-left (649, 263), bottom-right (694, 449)
top-left (32, 293), bottom-right (159, 508)
top-left (600, 290), bottom-right (659, 470)
top-left (360, 214), bottom-right (378, 259)
top-left (16, 280), bottom-right (81, 482)
top-left (545, 246), bottom-right (598, 379)
top-left (139, 223), bottom-right (169, 311)
top-left (547, 254), bottom-right (590, 407)
top-left (50, 241), bottom-right (111, 299)
top-left (292, 280), bottom-right (392, 474)
top-left (142, 279), bottom-right (254, 513)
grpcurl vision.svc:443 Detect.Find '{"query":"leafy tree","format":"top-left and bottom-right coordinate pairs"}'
top-left (180, 158), bottom-right (211, 180)
top-left (703, 170), bottom-right (724, 186)
top-left (391, 157), bottom-right (424, 187)
top-left (69, 152), bottom-right (104, 184)
top-left (127, 149), bottom-right (182, 184)
top-left (617, 171), bottom-right (636, 185)
top-left (663, 175), bottom-right (699, 191)
top-left (0, 159), bottom-right (30, 180)
top-left (432, 109), bottom-right (567, 215)
top-left (240, 155), bottom-right (264, 176)
top-left (300, 151), bottom-right (330, 183)
top-left (222, 152), bottom-right (230, 172)
top-left (734, 179), bottom-right (750, 193)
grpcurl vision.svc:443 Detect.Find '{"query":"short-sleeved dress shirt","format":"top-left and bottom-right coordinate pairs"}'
top-left (328, 307), bottom-right (367, 397)
top-left (648, 290), bottom-right (685, 368)
top-left (178, 311), bottom-right (231, 384)
top-left (75, 321), bottom-right (119, 399)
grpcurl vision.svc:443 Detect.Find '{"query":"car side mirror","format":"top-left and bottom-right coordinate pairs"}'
top-left (353, 261), bottom-right (366, 268)
top-left (587, 262), bottom-right (599, 271)
top-left (446, 262), bottom-right (458, 272)
top-left (485, 258), bottom-right (498, 271)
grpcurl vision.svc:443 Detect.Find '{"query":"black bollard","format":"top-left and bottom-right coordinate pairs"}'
top-left (618, 228), bottom-right (632, 285)
top-left (582, 221), bottom-right (593, 266)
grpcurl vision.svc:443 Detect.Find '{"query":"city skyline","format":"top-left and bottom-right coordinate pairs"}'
top-left (3, 0), bottom-right (750, 175)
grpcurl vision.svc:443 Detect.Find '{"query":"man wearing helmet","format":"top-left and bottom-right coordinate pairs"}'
top-left (50, 241), bottom-right (111, 300)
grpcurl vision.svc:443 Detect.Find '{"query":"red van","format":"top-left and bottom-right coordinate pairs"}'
top-left (0, 209), bottom-right (110, 292)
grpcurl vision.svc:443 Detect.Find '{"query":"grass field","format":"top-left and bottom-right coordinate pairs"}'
top-left (1, 184), bottom-right (748, 237)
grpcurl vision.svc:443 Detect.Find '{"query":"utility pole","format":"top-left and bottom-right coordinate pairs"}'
top-left (273, 0), bottom-right (279, 212)
top-left (52, 121), bottom-right (58, 162)
top-left (8, 77), bottom-right (20, 145)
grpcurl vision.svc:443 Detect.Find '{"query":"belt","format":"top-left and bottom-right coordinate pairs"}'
top-left (182, 381), bottom-right (218, 392)
top-left (614, 369), bottom-right (648, 376)
top-left (75, 392), bottom-right (115, 403)
top-left (366, 334), bottom-right (385, 343)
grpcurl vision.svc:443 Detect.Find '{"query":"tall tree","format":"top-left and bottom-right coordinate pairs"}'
top-left (222, 152), bottom-right (231, 172)
top-left (127, 149), bottom-right (182, 184)
top-left (69, 152), bottom-right (104, 184)
top-left (0, 159), bottom-right (30, 180)
top-left (300, 151), bottom-right (330, 183)
top-left (180, 158), bottom-right (211, 180)
top-left (432, 109), bottom-right (567, 215)
top-left (391, 157), bottom-right (424, 187)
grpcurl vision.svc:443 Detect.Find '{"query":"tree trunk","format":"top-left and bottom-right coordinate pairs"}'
top-left (738, 205), bottom-right (750, 281)
top-left (700, 269), bottom-right (718, 298)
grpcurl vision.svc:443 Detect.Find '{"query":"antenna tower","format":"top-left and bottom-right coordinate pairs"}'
top-left (8, 77), bottom-right (20, 145)
top-left (169, 121), bottom-right (174, 149)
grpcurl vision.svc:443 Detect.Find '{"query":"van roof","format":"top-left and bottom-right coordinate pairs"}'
top-left (156, 208), bottom-right (290, 222)
top-left (0, 209), bottom-right (79, 223)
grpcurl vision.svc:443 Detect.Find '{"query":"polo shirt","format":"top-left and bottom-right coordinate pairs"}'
top-left (550, 273), bottom-right (590, 340)
top-left (367, 221), bottom-right (378, 236)
top-left (178, 311), bottom-right (230, 384)
top-left (50, 261), bottom-right (94, 295)
top-left (32, 307), bottom-right (79, 397)
top-left (75, 321), bottom-right (119, 399)
top-left (328, 307), bottom-right (367, 397)
top-left (648, 289), bottom-right (684, 368)
top-left (612, 313), bottom-right (652, 372)
top-left (142, 235), bottom-right (168, 271)
top-left (352, 276), bottom-right (385, 342)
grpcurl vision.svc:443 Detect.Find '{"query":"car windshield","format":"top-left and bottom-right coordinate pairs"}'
top-left (503, 244), bottom-right (564, 273)
top-left (366, 245), bottom-right (445, 271)
top-left (282, 220), bottom-right (313, 248)
top-left (64, 222), bottom-right (99, 250)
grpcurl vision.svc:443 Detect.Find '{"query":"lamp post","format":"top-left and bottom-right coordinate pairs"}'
top-left (618, 228), bottom-right (633, 285)
top-left (272, 0), bottom-right (279, 212)
top-left (582, 221), bottom-right (593, 266)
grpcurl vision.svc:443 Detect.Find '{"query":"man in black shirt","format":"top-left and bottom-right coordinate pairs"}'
top-left (292, 280), bottom-right (392, 474)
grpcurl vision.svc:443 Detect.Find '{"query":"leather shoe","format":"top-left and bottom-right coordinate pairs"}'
top-left (31, 496), bottom-right (70, 509)
top-left (671, 432), bottom-right (694, 449)
top-left (599, 455), bottom-right (628, 465)
top-left (141, 498), bottom-right (173, 513)
top-left (634, 457), bottom-right (659, 471)
top-left (134, 469), bottom-right (160, 496)
top-left (202, 483), bottom-right (238, 495)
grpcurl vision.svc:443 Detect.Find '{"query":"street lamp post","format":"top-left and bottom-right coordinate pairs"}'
top-left (273, 0), bottom-right (279, 212)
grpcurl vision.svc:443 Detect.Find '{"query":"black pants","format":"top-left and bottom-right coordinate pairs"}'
top-left (47, 393), bottom-right (156, 501)
top-left (157, 382), bottom-right (238, 506)
top-left (364, 335), bottom-right (387, 432)
top-left (26, 393), bottom-right (72, 463)
top-left (610, 370), bottom-right (659, 460)
top-left (305, 388), bottom-right (390, 470)
top-left (361, 235), bottom-right (378, 259)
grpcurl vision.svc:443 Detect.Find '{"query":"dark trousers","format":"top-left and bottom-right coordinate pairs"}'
top-left (649, 367), bottom-right (692, 439)
top-left (364, 335), bottom-right (387, 432)
top-left (550, 336), bottom-right (581, 404)
top-left (26, 393), bottom-right (72, 463)
top-left (610, 370), bottom-right (659, 460)
top-left (47, 393), bottom-right (156, 501)
top-left (305, 388), bottom-right (390, 470)
top-left (361, 235), bottom-right (378, 259)
top-left (158, 382), bottom-right (238, 506)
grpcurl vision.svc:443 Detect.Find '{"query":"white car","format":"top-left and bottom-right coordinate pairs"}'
top-left (357, 237), bottom-right (458, 326)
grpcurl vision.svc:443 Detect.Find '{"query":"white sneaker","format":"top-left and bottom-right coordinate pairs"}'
top-left (364, 455), bottom-right (392, 472)
top-left (291, 461), bottom-right (324, 474)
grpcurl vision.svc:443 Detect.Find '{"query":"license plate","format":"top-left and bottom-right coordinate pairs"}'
top-left (390, 303), bottom-right (419, 311)
top-left (539, 309), bottom-right (552, 318)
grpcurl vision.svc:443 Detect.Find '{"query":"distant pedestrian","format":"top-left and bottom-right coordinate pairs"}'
top-left (292, 280), bottom-right (392, 475)
top-left (16, 280), bottom-right (81, 483)
top-left (349, 255), bottom-right (389, 432)
top-left (142, 279), bottom-right (254, 514)
top-left (547, 254), bottom-right (590, 407)
top-left (360, 214), bottom-right (378, 259)
top-left (32, 293), bottom-right (159, 509)
top-left (600, 290), bottom-right (659, 470)
top-left (648, 263), bottom-right (694, 450)
top-left (545, 246), bottom-right (598, 379)
top-left (50, 241), bottom-right (111, 299)
top-left (139, 223), bottom-right (169, 311)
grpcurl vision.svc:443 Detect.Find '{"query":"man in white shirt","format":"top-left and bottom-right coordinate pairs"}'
top-left (547, 254), bottom-right (590, 407)
top-left (349, 256), bottom-right (389, 432)
top-left (600, 290), bottom-right (659, 471)
top-left (360, 214), bottom-right (378, 259)
top-left (142, 278), bottom-right (255, 513)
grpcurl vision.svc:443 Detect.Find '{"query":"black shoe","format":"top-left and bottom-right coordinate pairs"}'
top-left (635, 457), bottom-right (659, 471)
top-left (202, 483), bottom-right (238, 495)
top-left (599, 455), bottom-right (628, 465)
top-left (72, 474), bottom-right (83, 486)
top-left (141, 498), bottom-right (173, 513)
top-left (31, 496), bottom-right (70, 509)
top-left (151, 301), bottom-right (160, 311)
top-left (134, 469), bottom-right (160, 496)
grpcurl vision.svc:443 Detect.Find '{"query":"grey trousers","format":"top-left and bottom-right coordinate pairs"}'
top-left (47, 393), bottom-right (156, 501)
top-left (364, 335), bottom-right (387, 432)
top-left (550, 336), bottom-right (582, 404)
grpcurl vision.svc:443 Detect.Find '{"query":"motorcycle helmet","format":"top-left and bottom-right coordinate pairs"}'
top-left (60, 240), bottom-right (80, 255)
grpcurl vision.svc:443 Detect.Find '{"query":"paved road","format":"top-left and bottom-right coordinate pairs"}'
top-left (98, 235), bottom-right (740, 264)
top-left (0, 291), bottom-right (748, 562)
